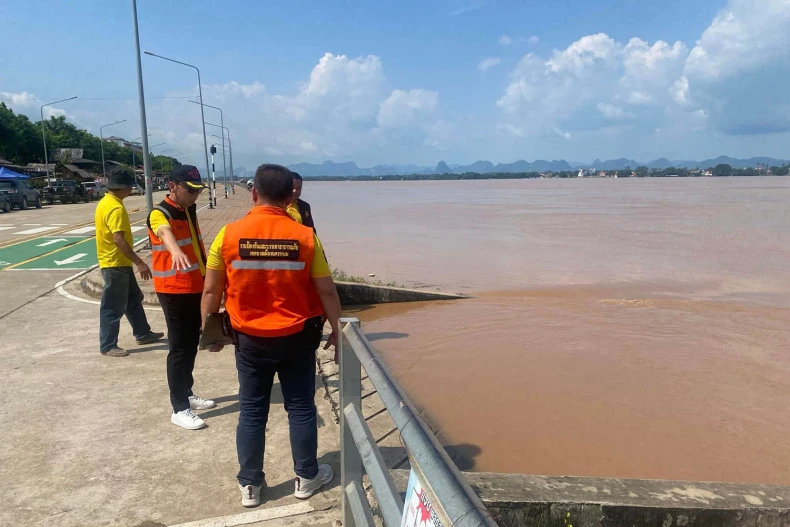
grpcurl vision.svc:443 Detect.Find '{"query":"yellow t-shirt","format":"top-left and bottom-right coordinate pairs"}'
top-left (95, 193), bottom-right (133, 268)
top-left (149, 208), bottom-right (206, 275)
top-left (286, 203), bottom-right (303, 224)
top-left (206, 225), bottom-right (330, 278)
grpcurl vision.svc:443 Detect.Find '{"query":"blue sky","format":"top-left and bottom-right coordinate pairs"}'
top-left (2, 0), bottom-right (788, 170)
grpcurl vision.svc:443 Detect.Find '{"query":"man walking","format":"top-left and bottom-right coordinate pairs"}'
top-left (286, 172), bottom-right (316, 231)
top-left (201, 164), bottom-right (342, 508)
top-left (147, 165), bottom-right (216, 430)
top-left (95, 168), bottom-right (163, 357)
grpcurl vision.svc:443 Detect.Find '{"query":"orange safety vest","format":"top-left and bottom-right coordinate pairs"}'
top-left (146, 196), bottom-right (206, 294)
top-left (222, 206), bottom-right (324, 337)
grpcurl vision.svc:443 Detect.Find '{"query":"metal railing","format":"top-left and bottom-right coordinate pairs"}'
top-left (339, 317), bottom-right (498, 527)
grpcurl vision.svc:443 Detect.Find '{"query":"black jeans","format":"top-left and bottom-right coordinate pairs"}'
top-left (157, 292), bottom-right (202, 413)
top-left (235, 317), bottom-right (323, 487)
top-left (99, 267), bottom-right (151, 353)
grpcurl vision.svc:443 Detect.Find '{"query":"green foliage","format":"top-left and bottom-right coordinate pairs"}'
top-left (0, 103), bottom-right (180, 170)
top-left (712, 163), bottom-right (733, 177)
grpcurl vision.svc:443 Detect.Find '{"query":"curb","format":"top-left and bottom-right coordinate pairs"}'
top-left (79, 272), bottom-right (467, 307)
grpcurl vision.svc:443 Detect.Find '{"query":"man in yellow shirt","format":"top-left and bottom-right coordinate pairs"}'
top-left (96, 168), bottom-right (163, 357)
top-left (285, 172), bottom-right (315, 232)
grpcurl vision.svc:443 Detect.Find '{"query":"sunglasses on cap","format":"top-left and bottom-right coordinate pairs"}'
top-left (178, 183), bottom-right (204, 195)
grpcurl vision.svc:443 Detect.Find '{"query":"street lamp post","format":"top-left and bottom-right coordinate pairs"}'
top-left (209, 134), bottom-right (228, 197)
top-left (40, 96), bottom-right (77, 180)
top-left (131, 0), bottom-right (154, 212)
top-left (144, 50), bottom-right (211, 207)
top-left (205, 121), bottom-right (234, 193)
top-left (99, 119), bottom-right (127, 181)
top-left (189, 100), bottom-right (227, 197)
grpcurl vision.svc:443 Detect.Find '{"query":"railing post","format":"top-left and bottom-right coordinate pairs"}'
top-left (340, 317), bottom-right (362, 527)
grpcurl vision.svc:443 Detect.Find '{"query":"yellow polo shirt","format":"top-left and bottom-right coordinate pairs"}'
top-left (206, 226), bottom-right (330, 278)
top-left (148, 208), bottom-right (206, 275)
top-left (286, 203), bottom-right (303, 224)
top-left (95, 193), bottom-right (133, 268)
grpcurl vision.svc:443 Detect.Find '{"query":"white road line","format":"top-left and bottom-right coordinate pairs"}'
top-left (131, 226), bottom-right (146, 232)
top-left (64, 226), bottom-right (96, 235)
top-left (168, 502), bottom-right (318, 527)
top-left (52, 223), bottom-right (68, 226)
top-left (23, 223), bottom-right (42, 226)
top-left (16, 226), bottom-right (59, 235)
top-left (0, 227), bottom-right (14, 231)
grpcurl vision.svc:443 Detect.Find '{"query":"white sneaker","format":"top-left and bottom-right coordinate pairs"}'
top-left (294, 464), bottom-right (333, 499)
top-left (239, 483), bottom-right (262, 508)
top-left (189, 395), bottom-right (216, 410)
top-left (171, 409), bottom-right (206, 430)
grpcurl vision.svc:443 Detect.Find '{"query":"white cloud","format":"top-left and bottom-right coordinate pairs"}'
top-left (0, 91), bottom-right (38, 108)
top-left (478, 57), bottom-right (502, 73)
top-left (596, 102), bottom-right (635, 120)
top-left (377, 89), bottom-right (438, 128)
top-left (447, 0), bottom-right (487, 16)
top-left (498, 34), bottom-right (513, 46)
top-left (529, 36), bottom-right (539, 45)
top-left (681, 0), bottom-right (790, 134)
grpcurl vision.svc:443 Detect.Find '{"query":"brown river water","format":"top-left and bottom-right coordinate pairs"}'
top-left (308, 177), bottom-right (790, 485)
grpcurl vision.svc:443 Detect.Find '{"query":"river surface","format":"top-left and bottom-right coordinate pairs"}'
top-left (307, 177), bottom-right (790, 485)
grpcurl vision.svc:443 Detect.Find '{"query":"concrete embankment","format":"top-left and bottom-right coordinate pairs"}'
top-left (79, 262), bottom-right (467, 306)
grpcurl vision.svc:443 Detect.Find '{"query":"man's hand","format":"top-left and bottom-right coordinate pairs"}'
top-left (324, 331), bottom-right (338, 364)
top-left (171, 249), bottom-right (191, 271)
top-left (136, 261), bottom-right (152, 280)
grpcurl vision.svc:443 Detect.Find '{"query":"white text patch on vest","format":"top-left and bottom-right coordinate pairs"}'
top-left (239, 238), bottom-right (300, 260)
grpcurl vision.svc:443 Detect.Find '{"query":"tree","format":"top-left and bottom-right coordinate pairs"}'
top-left (770, 165), bottom-right (790, 176)
top-left (712, 164), bottom-right (733, 177)
top-left (635, 166), bottom-right (649, 177)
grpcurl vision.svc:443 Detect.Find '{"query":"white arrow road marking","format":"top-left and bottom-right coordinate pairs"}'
top-left (55, 253), bottom-right (87, 266)
top-left (64, 226), bottom-right (96, 235)
top-left (37, 238), bottom-right (68, 247)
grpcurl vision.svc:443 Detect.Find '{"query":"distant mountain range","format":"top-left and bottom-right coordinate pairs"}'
top-left (282, 156), bottom-right (788, 177)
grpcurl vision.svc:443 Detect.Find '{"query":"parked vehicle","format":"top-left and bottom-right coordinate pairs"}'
top-left (0, 193), bottom-right (11, 213)
top-left (0, 178), bottom-right (42, 210)
top-left (131, 184), bottom-right (144, 196)
top-left (82, 181), bottom-right (107, 201)
top-left (42, 180), bottom-right (89, 204)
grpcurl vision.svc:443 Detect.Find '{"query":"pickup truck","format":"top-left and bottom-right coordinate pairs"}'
top-left (42, 180), bottom-right (90, 204)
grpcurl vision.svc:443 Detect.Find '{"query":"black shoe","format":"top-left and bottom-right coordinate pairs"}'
top-left (136, 331), bottom-right (165, 345)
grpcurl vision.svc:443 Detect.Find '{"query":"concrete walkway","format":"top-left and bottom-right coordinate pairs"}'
top-left (0, 187), bottom-right (343, 527)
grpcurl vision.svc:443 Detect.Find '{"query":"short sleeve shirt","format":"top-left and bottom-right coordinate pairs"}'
top-left (95, 193), bottom-right (133, 268)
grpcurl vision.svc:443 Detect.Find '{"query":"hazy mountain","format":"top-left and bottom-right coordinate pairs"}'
top-left (286, 156), bottom-right (788, 177)
top-left (435, 161), bottom-right (452, 174)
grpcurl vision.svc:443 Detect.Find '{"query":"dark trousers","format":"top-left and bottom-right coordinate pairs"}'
top-left (157, 292), bottom-right (202, 413)
top-left (235, 317), bottom-right (323, 487)
top-left (99, 266), bottom-right (151, 353)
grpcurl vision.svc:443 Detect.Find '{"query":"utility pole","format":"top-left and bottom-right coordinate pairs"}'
top-left (131, 0), bottom-right (153, 212)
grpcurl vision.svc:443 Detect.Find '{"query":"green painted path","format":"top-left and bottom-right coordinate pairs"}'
top-left (0, 235), bottom-right (146, 271)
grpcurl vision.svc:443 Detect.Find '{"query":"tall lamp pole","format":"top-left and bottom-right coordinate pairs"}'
top-left (99, 119), bottom-right (127, 180)
top-left (189, 100), bottom-right (227, 196)
top-left (206, 122), bottom-right (234, 193)
top-left (131, 0), bottom-right (154, 212)
top-left (210, 134), bottom-right (228, 197)
top-left (144, 50), bottom-right (211, 208)
top-left (40, 96), bottom-right (77, 180)
top-left (131, 134), bottom-right (151, 171)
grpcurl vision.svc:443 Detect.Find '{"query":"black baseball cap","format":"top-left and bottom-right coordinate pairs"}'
top-left (169, 165), bottom-right (206, 189)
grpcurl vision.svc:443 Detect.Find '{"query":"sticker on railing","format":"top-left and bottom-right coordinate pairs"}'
top-left (402, 470), bottom-right (443, 527)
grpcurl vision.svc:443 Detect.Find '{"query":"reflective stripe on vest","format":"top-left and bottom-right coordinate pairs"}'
top-left (151, 237), bottom-right (194, 251)
top-left (146, 196), bottom-right (205, 294)
top-left (230, 260), bottom-right (306, 271)
top-left (151, 263), bottom-right (200, 277)
top-left (222, 206), bottom-right (324, 338)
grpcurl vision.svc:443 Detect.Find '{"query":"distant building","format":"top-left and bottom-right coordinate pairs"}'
top-left (50, 148), bottom-right (84, 162)
top-left (105, 136), bottom-right (143, 152)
